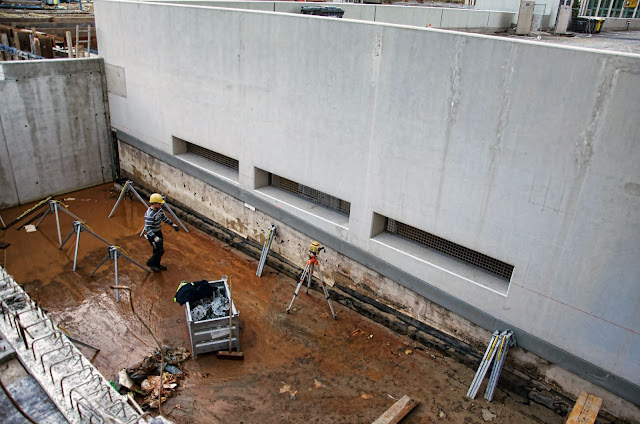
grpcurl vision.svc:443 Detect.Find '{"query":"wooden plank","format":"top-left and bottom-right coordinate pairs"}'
top-left (565, 391), bottom-right (602, 424)
top-left (75, 25), bottom-right (79, 58)
top-left (372, 395), bottom-right (418, 424)
top-left (0, 33), bottom-right (9, 61)
top-left (13, 32), bottom-right (22, 60)
top-left (65, 30), bottom-right (73, 58)
top-left (38, 36), bottom-right (54, 59)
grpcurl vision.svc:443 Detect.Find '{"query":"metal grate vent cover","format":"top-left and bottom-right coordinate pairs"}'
top-left (186, 143), bottom-right (239, 172)
top-left (270, 174), bottom-right (351, 215)
top-left (387, 219), bottom-right (514, 281)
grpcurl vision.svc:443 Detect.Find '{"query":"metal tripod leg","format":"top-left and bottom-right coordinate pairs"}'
top-left (53, 202), bottom-right (62, 246)
top-left (129, 182), bottom-right (150, 208)
top-left (305, 264), bottom-right (313, 294)
top-left (114, 250), bottom-right (119, 302)
top-left (90, 252), bottom-right (111, 277)
top-left (316, 263), bottom-right (337, 319)
top-left (286, 264), bottom-right (311, 313)
top-left (59, 225), bottom-right (77, 249)
top-left (72, 224), bottom-right (82, 272)
top-left (34, 205), bottom-right (51, 228)
top-left (55, 202), bottom-right (83, 222)
top-left (108, 182), bottom-right (129, 218)
top-left (163, 203), bottom-right (189, 233)
top-left (108, 181), bottom-right (149, 218)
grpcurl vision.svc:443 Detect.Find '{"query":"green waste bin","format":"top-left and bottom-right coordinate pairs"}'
top-left (301, 6), bottom-right (345, 18)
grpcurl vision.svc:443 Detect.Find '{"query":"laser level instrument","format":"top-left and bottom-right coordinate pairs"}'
top-left (286, 241), bottom-right (337, 319)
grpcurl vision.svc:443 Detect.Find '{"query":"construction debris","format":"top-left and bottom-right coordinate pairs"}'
top-left (114, 346), bottom-right (190, 410)
top-left (190, 287), bottom-right (230, 320)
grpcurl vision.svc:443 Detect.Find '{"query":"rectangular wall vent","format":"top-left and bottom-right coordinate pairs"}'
top-left (386, 218), bottom-right (514, 281)
top-left (269, 173), bottom-right (350, 216)
top-left (186, 143), bottom-right (239, 172)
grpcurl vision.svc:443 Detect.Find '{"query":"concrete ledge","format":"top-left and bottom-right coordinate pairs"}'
top-left (116, 129), bottom-right (640, 408)
top-left (0, 58), bottom-right (103, 80)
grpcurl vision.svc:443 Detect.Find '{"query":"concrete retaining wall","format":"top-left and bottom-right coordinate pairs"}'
top-left (151, 0), bottom-right (517, 31)
top-left (601, 16), bottom-right (640, 30)
top-left (0, 58), bottom-right (114, 208)
top-left (95, 0), bottom-right (640, 417)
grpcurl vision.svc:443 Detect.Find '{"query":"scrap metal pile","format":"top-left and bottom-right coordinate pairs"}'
top-left (189, 286), bottom-right (230, 321)
top-left (113, 346), bottom-right (190, 410)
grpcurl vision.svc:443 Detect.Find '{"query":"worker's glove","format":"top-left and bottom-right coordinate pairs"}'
top-left (172, 224), bottom-right (180, 232)
top-left (154, 236), bottom-right (160, 243)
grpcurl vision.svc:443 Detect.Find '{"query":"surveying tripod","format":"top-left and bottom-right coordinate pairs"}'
top-left (286, 241), bottom-right (337, 319)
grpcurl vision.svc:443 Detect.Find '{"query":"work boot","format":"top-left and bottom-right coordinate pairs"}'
top-left (149, 266), bottom-right (161, 272)
top-left (158, 265), bottom-right (167, 271)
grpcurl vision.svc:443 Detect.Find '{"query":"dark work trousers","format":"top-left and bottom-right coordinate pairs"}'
top-left (146, 230), bottom-right (164, 267)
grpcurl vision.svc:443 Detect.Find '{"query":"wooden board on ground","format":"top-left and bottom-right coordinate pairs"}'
top-left (372, 395), bottom-right (418, 424)
top-left (565, 391), bottom-right (602, 424)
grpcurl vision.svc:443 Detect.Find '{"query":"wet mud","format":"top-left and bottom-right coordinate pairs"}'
top-left (0, 184), bottom-right (563, 423)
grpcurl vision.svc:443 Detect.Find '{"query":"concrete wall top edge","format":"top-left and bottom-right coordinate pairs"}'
top-left (94, 0), bottom-right (640, 58)
top-left (0, 58), bottom-right (104, 80)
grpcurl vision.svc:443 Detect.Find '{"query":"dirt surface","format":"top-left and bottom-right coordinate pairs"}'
top-left (0, 184), bottom-right (563, 424)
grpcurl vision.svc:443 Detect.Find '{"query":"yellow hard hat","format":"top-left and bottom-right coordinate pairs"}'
top-left (149, 193), bottom-right (165, 204)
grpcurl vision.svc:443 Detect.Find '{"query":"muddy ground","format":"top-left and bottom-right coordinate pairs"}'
top-left (0, 184), bottom-right (563, 424)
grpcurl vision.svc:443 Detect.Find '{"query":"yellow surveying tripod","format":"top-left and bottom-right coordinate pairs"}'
top-left (286, 241), bottom-right (337, 319)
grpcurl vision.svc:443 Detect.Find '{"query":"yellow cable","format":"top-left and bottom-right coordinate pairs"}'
top-left (14, 197), bottom-right (51, 220)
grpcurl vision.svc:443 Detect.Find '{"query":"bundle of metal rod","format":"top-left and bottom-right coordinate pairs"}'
top-left (256, 225), bottom-right (276, 277)
top-left (466, 330), bottom-right (500, 399)
top-left (484, 330), bottom-right (516, 401)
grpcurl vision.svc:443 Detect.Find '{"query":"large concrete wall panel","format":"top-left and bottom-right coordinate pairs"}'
top-left (95, 0), bottom-right (640, 407)
top-left (374, 5), bottom-right (442, 27)
top-left (441, 9), bottom-right (490, 28)
top-left (0, 59), bottom-right (113, 208)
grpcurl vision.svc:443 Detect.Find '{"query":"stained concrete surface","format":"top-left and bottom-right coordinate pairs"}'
top-left (0, 184), bottom-right (564, 423)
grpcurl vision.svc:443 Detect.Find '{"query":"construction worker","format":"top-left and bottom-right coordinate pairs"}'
top-left (144, 193), bottom-right (179, 271)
